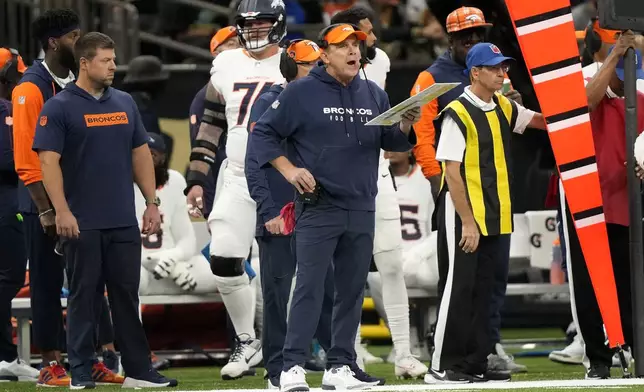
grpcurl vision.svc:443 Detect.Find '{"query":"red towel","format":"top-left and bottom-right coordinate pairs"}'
top-left (544, 173), bottom-right (559, 209)
top-left (280, 202), bottom-right (295, 235)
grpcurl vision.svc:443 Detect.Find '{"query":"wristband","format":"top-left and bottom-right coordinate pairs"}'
top-left (38, 209), bottom-right (53, 218)
top-left (184, 170), bottom-right (209, 195)
top-left (190, 152), bottom-right (216, 166)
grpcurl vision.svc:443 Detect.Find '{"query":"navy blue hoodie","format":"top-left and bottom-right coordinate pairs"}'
top-left (33, 83), bottom-right (149, 230)
top-left (245, 83), bottom-right (296, 237)
top-left (252, 66), bottom-right (416, 211)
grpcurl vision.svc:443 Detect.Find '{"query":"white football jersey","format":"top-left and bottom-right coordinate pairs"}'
top-left (135, 169), bottom-right (197, 261)
top-left (209, 48), bottom-right (285, 168)
top-left (361, 48), bottom-right (390, 90)
top-left (394, 164), bottom-right (434, 251)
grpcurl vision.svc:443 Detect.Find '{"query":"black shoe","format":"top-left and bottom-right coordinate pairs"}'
top-left (349, 363), bottom-right (385, 385)
top-left (123, 369), bottom-right (178, 388)
top-left (101, 350), bottom-right (119, 374)
top-left (471, 370), bottom-right (511, 383)
top-left (424, 368), bottom-right (472, 384)
top-left (70, 373), bottom-right (96, 389)
top-left (586, 364), bottom-right (610, 380)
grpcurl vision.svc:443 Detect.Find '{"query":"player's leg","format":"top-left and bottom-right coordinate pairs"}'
top-left (23, 214), bottom-right (68, 385)
top-left (373, 216), bottom-right (427, 378)
top-left (208, 172), bottom-right (261, 379)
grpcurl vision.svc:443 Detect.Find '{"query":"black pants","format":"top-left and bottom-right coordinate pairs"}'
top-left (562, 202), bottom-right (634, 367)
top-left (23, 214), bottom-right (66, 353)
top-left (258, 235), bottom-right (334, 380)
top-left (433, 192), bottom-right (503, 375)
top-left (97, 296), bottom-right (114, 348)
top-left (0, 215), bottom-right (27, 362)
top-left (64, 226), bottom-right (150, 376)
top-left (489, 235), bottom-right (511, 352)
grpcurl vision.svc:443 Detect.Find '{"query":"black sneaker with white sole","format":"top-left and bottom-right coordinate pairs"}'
top-left (424, 368), bottom-right (472, 384)
top-left (122, 369), bottom-right (178, 388)
top-left (70, 373), bottom-right (96, 390)
top-left (586, 364), bottom-right (610, 380)
top-left (349, 363), bottom-right (385, 385)
top-left (471, 370), bottom-right (511, 383)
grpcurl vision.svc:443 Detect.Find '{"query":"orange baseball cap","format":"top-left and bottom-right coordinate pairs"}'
top-left (210, 26), bottom-right (237, 55)
top-left (446, 7), bottom-right (492, 34)
top-left (323, 24), bottom-right (367, 45)
top-left (0, 48), bottom-right (27, 73)
top-left (287, 40), bottom-right (321, 63)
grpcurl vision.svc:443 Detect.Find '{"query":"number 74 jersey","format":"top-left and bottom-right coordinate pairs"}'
top-left (210, 48), bottom-right (285, 168)
top-left (395, 164), bottom-right (435, 252)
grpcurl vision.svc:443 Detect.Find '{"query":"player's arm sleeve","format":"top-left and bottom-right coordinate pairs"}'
top-left (12, 82), bottom-right (45, 185)
top-left (378, 87), bottom-right (417, 152)
top-left (130, 96), bottom-right (149, 148)
top-left (410, 71), bottom-right (441, 178)
top-left (32, 100), bottom-right (66, 154)
top-left (165, 177), bottom-right (198, 261)
top-left (252, 86), bottom-right (298, 168)
top-left (246, 95), bottom-right (282, 223)
top-left (185, 81), bottom-right (227, 190)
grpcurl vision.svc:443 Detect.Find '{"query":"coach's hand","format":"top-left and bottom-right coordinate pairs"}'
top-left (56, 210), bottom-right (80, 239)
top-left (400, 106), bottom-right (421, 133)
top-left (187, 185), bottom-right (205, 218)
top-left (39, 210), bottom-right (57, 237)
top-left (142, 205), bottom-right (161, 235)
top-left (286, 167), bottom-right (316, 194)
top-left (265, 215), bottom-right (285, 235)
top-left (460, 219), bottom-right (480, 253)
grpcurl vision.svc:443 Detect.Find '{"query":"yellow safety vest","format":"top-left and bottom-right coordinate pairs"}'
top-left (435, 93), bottom-right (518, 236)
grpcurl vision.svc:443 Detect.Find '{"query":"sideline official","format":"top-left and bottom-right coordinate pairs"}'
top-left (569, 33), bottom-right (643, 379)
top-left (32, 32), bottom-right (177, 389)
top-left (252, 24), bottom-right (419, 391)
top-left (427, 43), bottom-right (545, 384)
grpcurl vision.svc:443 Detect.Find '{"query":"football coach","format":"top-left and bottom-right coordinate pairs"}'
top-left (32, 32), bottom-right (177, 389)
top-left (251, 23), bottom-right (420, 390)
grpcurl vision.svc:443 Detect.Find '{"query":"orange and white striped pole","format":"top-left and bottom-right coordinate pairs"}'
top-left (504, 0), bottom-right (625, 348)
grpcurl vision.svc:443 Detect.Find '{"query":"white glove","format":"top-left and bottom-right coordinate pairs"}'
top-left (152, 257), bottom-right (176, 280)
top-left (171, 262), bottom-right (197, 292)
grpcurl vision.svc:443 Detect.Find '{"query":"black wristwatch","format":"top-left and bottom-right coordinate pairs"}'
top-left (146, 196), bottom-right (161, 207)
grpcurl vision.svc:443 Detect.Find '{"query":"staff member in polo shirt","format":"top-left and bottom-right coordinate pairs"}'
top-left (427, 43), bottom-right (545, 384)
top-left (32, 32), bottom-right (178, 389)
top-left (251, 24), bottom-right (419, 391)
top-left (11, 9), bottom-right (80, 386)
top-left (570, 33), bottom-right (643, 380)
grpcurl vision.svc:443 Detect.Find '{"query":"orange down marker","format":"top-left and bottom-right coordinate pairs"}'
top-left (504, 0), bottom-right (625, 347)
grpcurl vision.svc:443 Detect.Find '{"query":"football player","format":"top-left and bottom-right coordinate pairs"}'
top-left (136, 133), bottom-right (218, 295)
top-left (330, 6), bottom-right (428, 378)
top-left (184, 0), bottom-right (287, 379)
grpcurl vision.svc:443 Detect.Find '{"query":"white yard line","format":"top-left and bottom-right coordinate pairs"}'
top-left (171, 378), bottom-right (644, 392)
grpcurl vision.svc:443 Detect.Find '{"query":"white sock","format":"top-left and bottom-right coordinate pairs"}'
top-left (374, 249), bottom-right (411, 359)
top-left (213, 274), bottom-right (256, 340)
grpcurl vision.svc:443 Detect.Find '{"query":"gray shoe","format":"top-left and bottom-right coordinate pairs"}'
top-left (487, 344), bottom-right (528, 374)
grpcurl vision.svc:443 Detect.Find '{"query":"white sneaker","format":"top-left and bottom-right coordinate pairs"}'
top-left (221, 337), bottom-right (263, 380)
top-left (355, 344), bottom-right (383, 366)
top-left (0, 358), bottom-right (39, 381)
top-left (488, 343), bottom-right (528, 374)
top-left (385, 349), bottom-right (396, 364)
top-left (280, 366), bottom-right (308, 392)
top-left (612, 348), bottom-right (634, 368)
top-left (549, 335), bottom-right (584, 365)
top-left (394, 355), bottom-right (428, 379)
top-left (322, 365), bottom-right (370, 390)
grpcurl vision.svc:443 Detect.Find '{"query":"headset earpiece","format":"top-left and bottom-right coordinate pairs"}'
top-left (0, 48), bottom-right (19, 85)
top-left (279, 39), bottom-right (302, 82)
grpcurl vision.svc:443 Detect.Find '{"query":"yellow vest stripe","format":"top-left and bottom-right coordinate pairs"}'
top-left (448, 101), bottom-right (488, 236)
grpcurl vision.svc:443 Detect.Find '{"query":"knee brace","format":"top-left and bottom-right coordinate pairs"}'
top-left (210, 256), bottom-right (245, 277)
